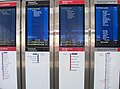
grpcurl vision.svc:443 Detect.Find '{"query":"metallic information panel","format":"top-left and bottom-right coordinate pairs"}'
top-left (22, 1), bottom-right (52, 89)
top-left (91, 0), bottom-right (120, 89)
top-left (0, 1), bottom-right (20, 89)
top-left (55, 0), bottom-right (89, 89)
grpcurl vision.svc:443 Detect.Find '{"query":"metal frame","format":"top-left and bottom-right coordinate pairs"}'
top-left (90, 0), bottom-right (95, 89)
top-left (54, 0), bottom-right (59, 89)
top-left (0, 0), bottom-right (21, 89)
top-left (85, 0), bottom-right (90, 89)
top-left (54, 0), bottom-right (90, 89)
top-left (21, 0), bottom-right (54, 89)
top-left (21, 1), bottom-right (26, 89)
top-left (16, 1), bottom-right (21, 89)
top-left (49, 0), bottom-right (54, 89)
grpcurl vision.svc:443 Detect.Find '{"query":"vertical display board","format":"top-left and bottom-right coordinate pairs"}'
top-left (0, 2), bottom-right (18, 89)
top-left (25, 1), bottom-right (50, 89)
top-left (59, 0), bottom-right (85, 89)
top-left (94, 0), bottom-right (120, 89)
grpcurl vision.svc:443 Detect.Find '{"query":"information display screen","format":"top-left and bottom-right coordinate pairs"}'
top-left (0, 7), bottom-right (16, 46)
top-left (95, 5), bottom-right (119, 47)
top-left (59, 5), bottom-right (84, 47)
top-left (26, 6), bottom-right (49, 49)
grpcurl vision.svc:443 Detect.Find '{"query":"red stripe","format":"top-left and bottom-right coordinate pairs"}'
top-left (70, 54), bottom-right (72, 71)
top-left (0, 2), bottom-right (16, 7)
top-left (59, 47), bottom-right (85, 51)
top-left (59, 0), bottom-right (84, 4)
top-left (2, 53), bottom-right (4, 80)
top-left (0, 47), bottom-right (16, 51)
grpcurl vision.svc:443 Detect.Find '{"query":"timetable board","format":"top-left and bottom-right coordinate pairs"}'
top-left (59, 1), bottom-right (85, 89)
top-left (26, 1), bottom-right (49, 51)
top-left (0, 7), bottom-right (16, 47)
top-left (59, 5), bottom-right (84, 47)
top-left (95, 5), bottom-right (120, 47)
top-left (25, 1), bottom-right (50, 89)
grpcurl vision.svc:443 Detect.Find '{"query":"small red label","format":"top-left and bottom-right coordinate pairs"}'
top-left (59, 0), bottom-right (84, 5)
top-left (0, 47), bottom-right (16, 51)
top-left (59, 47), bottom-right (85, 51)
top-left (0, 2), bottom-right (16, 7)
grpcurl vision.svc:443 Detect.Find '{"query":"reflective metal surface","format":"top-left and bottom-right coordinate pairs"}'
top-left (85, 0), bottom-right (90, 89)
top-left (16, 1), bottom-right (21, 89)
top-left (54, 0), bottom-right (59, 89)
top-left (90, 0), bottom-right (95, 89)
top-left (50, 0), bottom-right (54, 89)
top-left (21, 1), bottom-right (26, 89)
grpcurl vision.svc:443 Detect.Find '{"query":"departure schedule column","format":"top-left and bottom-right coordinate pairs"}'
top-left (94, 0), bottom-right (120, 89)
top-left (0, 2), bottom-right (18, 89)
top-left (25, 1), bottom-right (50, 89)
top-left (59, 0), bottom-right (85, 89)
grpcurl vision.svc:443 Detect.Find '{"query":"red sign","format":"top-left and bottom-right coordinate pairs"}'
top-left (118, 0), bottom-right (120, 4)
top-left (118, 48), bottom-right (120, 52)
top-left (59, 0), bottom-right (84, 4)
top-left (0, 47), bottom-right (16, 51)
top-left (0, 2), bottom-right (16, 7)
top-left (59, 47), bottom-right (85, 51)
